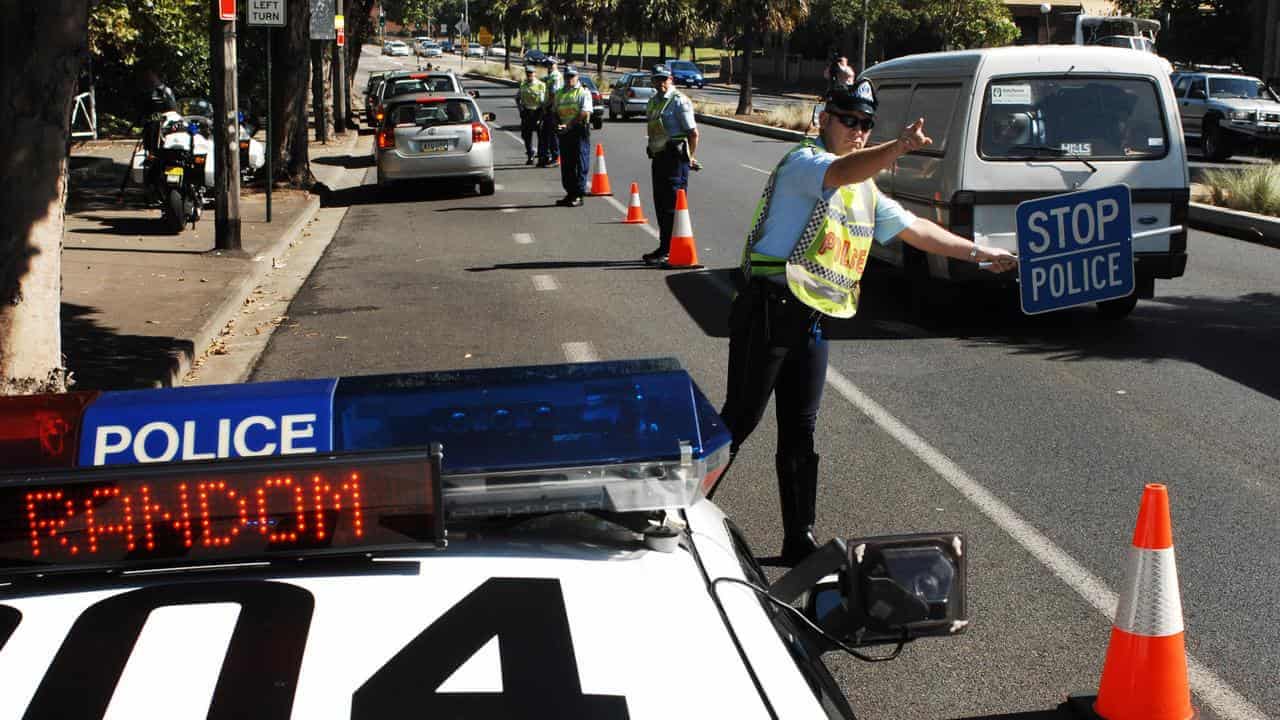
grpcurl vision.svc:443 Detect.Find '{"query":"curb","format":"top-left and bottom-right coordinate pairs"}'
top-left (1188, 202), bottom-right (1280, 246)
top-left (165, 195), bottom-right (323, 388)
top-left (693, 112), bottom-right (807, 142)
top-left (465, 72), bottom-right (519, 88)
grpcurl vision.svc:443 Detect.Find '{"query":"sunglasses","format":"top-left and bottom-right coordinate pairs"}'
top-left (829, 112), bottom-right (874, 131)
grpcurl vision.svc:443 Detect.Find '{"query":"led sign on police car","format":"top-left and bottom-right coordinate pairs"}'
top-left (1015, 184), bottom-right (1135, 315)
top-left (0, 451), bottom-right (444, 577)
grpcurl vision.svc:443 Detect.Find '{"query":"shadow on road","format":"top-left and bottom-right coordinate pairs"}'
top-left (665, 264), bottom-right (1280, 402)
top-left (66, 215), bottom-right (190, 239)
top-left (62, 303), bottom-right (191, 391)
top-left (318, 180), bottom-right (479, 208)
top-left (466, 260), bottom-right (650, 272)
top-left (313, 154), bottom-right (374, 170)
top-left (437, 203), bottom-right (560, 212)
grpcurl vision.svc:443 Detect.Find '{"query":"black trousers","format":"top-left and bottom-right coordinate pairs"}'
top-left (719, 279), bottom-right (828, 461)
top-left (539, 110), bottom-right (560, 162)
top-left (651, 148), bottom-right (689, 254)
top-left (559, 126), bottom-right (590, 198)
top-left (519, 109), bottom-right (542, 159)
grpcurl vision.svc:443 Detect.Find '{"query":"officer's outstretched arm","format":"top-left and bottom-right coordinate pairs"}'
top-left (823, 119), bottom-right (930, 189)
top-left (898, 219), bottom-right (1018, 273)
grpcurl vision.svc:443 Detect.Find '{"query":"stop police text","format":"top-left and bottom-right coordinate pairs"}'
top-left (1024, 197), bottom-right (1125, 302)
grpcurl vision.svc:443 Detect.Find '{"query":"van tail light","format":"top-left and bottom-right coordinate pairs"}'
top-left (377, 127), bottom-right (395, 150)
top-left (1169, 188), bottom-right (1189, 253)
top-left (949, 190), bottom-right (976, 240)
top-left (472, 122), bottom-right (490, 143)
top-left (375, 106), bottom-right (385, 124)
top-left (239, 140), bottom-right (250, 151)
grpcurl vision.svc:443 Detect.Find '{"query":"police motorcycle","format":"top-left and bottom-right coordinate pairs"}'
top-left (128, 99), bottom-right (265, 233)
top-left (0, 360), bottom-right (975, 719)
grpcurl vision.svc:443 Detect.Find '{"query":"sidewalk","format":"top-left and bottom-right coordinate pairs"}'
top-left (62, 131), bottom-right (366, 391)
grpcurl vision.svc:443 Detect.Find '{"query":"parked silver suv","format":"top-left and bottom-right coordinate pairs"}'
top-left (1172, 70), bottom-right (1280, 160)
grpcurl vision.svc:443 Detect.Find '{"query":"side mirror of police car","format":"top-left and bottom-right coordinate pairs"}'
top-left (772, 533), bottom-right (968, 649)
top-left (469, 90), bottom-right (481, 98)
top-left (811, 104), bottom-right (822, 131)
top-left (484, 112), bottom-right (497, 122)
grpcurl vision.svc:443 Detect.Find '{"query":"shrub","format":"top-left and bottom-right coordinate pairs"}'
top-left (692, 99), bottom-right (815, 134)
top-left (1202, 165), bottom-right (1280, 217)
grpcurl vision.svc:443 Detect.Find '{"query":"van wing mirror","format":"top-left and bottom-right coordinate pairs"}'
top-left (771, 533), bottom-right (968, 649)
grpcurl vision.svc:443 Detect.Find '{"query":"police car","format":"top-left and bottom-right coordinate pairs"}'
top-left (0, 359), bottom-right (966, 718)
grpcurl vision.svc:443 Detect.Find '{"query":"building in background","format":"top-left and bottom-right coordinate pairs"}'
top-left (1005, 0), bottom-right (1118, 45)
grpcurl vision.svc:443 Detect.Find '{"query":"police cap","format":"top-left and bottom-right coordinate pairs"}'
top-left (651, 64), bottom-right (672, 78)
top-left (828, 79), bottom-right (877, 116)
top-left (563, 66), bottom-right (579, 76)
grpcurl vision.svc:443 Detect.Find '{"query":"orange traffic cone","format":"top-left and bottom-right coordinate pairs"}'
top-left (623, 182), bottom-right (648, 224)
top-left (589, 144), bottom-right (612, 196)
top-left (666, 189), bottom-right (702, 269)
top-left (1092, 484), bottom-right (1195, 720)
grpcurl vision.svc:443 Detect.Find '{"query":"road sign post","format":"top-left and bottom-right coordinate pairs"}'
top-left (1014, 185), bottom-right (1135, 315)
top-left (247, 0), bottom-right (284, 222)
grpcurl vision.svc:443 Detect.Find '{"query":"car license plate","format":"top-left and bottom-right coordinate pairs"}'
top-left (421, 141), bottom-right (450, 153)
top-left (165, 167), bottom-right (184, 184)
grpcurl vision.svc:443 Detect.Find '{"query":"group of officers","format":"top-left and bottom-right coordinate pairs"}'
top-left (514, 61), bottom-right (1022, 566)
top-left (517, 60), bottom-right (699, 261)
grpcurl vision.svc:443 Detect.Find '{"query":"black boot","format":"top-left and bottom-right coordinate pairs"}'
top-left (777, 453), bottom-right (820, 566)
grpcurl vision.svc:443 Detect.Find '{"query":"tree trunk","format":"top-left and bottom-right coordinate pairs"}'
top-left (311, 41), bottom-right (327, 143)
top-left (274, 0), bottom-right (314, 187)
top-left (736, 28), bottom-right (754, 115)
top-left (345, 0), bottom-right (375, 126)
top-left (503, 28), bottom-right (511, 71)
top-left (596, 33), bottom-right (606, 78)
top-left (659, 42), bottom-right (666, 62)
top-left (0, 0), bottom-right (87, 394)
top-left (566, 35), bottom-right (574, 64)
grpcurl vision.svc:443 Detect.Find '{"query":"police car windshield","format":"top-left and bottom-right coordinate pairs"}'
top-left (980, 76), bottom-right (1168, 161)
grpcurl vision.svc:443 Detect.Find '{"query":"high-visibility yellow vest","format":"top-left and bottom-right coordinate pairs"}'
top-left (543, 71), bottom-right (563, 107)
top-left (556, 85), bottom-right (586, 125)
top-left (518, 78), bottom-right (546, 110)
top-left (740, 140), bottom-right (878, 318)
top-left (646, 91), bottom-right (687, 154)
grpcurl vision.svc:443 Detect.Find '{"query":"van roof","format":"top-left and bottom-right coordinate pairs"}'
top-left (864, 45), bottom-right (1171, 81)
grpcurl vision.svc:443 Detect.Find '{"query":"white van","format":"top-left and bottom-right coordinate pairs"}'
top-left (860, 46), bottom-right (1188, 317)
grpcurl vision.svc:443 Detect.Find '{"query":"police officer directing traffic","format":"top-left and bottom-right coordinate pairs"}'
top-left (538, 58), bottom-right (563, 167)
top-left (718, 80), bottom-right (1018, 566)
top-left (517, 66), bottom-right (546, 165)
top-left (642, 64), bottom-right (701, 266)
top-left (553, 67), bottom-right (593, 207)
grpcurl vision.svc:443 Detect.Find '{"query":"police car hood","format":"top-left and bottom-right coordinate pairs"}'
top-left (0, 542), bottom-right (775, 719)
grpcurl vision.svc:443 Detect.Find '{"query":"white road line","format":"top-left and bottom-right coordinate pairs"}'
top-left (500, 205), bottom-right (518, 213)
top-left (562, 342), bottom-right (598, 363)
top-left (532, 274), bottom-right (559, 291)
top-left (741, 164), bottom-right (771, 175)
top-left (494, 183), bottom-right (505, 191)
top-left (513, 232), bottom-right (534, 244)
top-left (503, 131), bottom-right (524, 146)
top-left (604, 196), bottom-right (659, 238)
top-left (700, 279), bottom-right (1265, 720)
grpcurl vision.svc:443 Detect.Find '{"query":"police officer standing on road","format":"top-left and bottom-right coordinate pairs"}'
top-left (538, 58), bottom-right (564, 167)
top-left (718, 81), bottom-right (1018, 565)
top-left (553, 67), bottom-right (593, 207)
top-left (517, 66), bottom-right (547, 165)
top-left (642, 65), bottom-right (701, 266)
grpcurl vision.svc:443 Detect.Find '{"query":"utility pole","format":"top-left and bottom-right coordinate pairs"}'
top-left (333, 0), bottom-right (347, 133)
top-left (859, 0), bottom-right (868, 75)
top-left (211, 0), bottom-right (242, 252)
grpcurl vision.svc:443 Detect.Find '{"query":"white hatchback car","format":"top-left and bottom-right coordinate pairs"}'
top-left (0, 359), bottom-right (970, 720)
top-left (375, 93), bottom-right (496, 194)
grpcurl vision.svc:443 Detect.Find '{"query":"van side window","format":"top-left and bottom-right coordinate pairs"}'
top-left (904, 84), bottom-right (961, 154)
top-left (1187, 78), bottom-right (1206, 100)
top-left (1173, 75), bottom-right (1191, 98)
top-left (868, 85), bottom-right (911, 145)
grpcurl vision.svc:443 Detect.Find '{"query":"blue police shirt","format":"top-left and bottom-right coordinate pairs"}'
top-left (751, 139), bottom-right (917, 260)
top-left (657, 89), bottom-right (696, 137)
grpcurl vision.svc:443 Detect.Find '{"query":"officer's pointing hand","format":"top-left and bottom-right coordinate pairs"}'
top-left (898, 118), bottom-right (932, 153)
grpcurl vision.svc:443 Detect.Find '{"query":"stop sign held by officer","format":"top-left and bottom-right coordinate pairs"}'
top-left (717, 80), bottom-right (1018, 565)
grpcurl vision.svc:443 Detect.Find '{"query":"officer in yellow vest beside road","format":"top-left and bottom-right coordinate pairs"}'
top-left (642, 64), bottom-right (701, 266)
top-left (517, 66), bottom-right (546, 165)
top-left (553, 66), bottom-right (593, 207)
top-left (718, 81), bottom-right (1018, 566)
top-left (538, 59), bottom-right (563, 167)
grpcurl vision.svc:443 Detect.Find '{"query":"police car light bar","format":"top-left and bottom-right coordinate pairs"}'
top-left (0, 450), bottom-right (445, 578)
top-left (0, 359), bottom-right (732, 522)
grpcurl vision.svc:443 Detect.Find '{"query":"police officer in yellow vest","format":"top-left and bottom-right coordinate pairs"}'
top-left (553, 66), bottom-right (593, 207)
top-left (642, 64), bottom-right (701, 266)
top-left (517, 66), bottom-right (546, 165)
top-left (538, 59), bottom-right (564, 167)
top-left (718, 81), bottom-right (1017, 565)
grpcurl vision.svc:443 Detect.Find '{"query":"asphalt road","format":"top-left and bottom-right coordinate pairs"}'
top-left (254, 57), bottom-right (1279, 719)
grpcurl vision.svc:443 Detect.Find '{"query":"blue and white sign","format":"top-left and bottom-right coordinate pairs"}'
top-left (79, 379), bottom-right (337, 466)
top-left (1015, 184), bottom-right (1135, 315)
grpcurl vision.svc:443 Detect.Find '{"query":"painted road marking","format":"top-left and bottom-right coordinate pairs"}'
top-left (741, 164), bottom-right (771, 175)
top-left (604, 196), bottom-right (659, 239)
top-left (532, 274), bottom-right (558, 291)
top-left (513, 232), bottom-right (534, 244)
top-left (500, 205), bottom-right (518, 213)
top-left (698, 274), bottom-right (1265, 720)
top-left (562, 342), bottom-right (597, 363)
top-left (503, 131), bottom-right (523, 146)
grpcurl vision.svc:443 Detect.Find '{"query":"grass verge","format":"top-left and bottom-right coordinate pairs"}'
top-left (692, 98), bottom-right (815, 133)
top-left (1202, 165), bottom-right (1280, 217)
